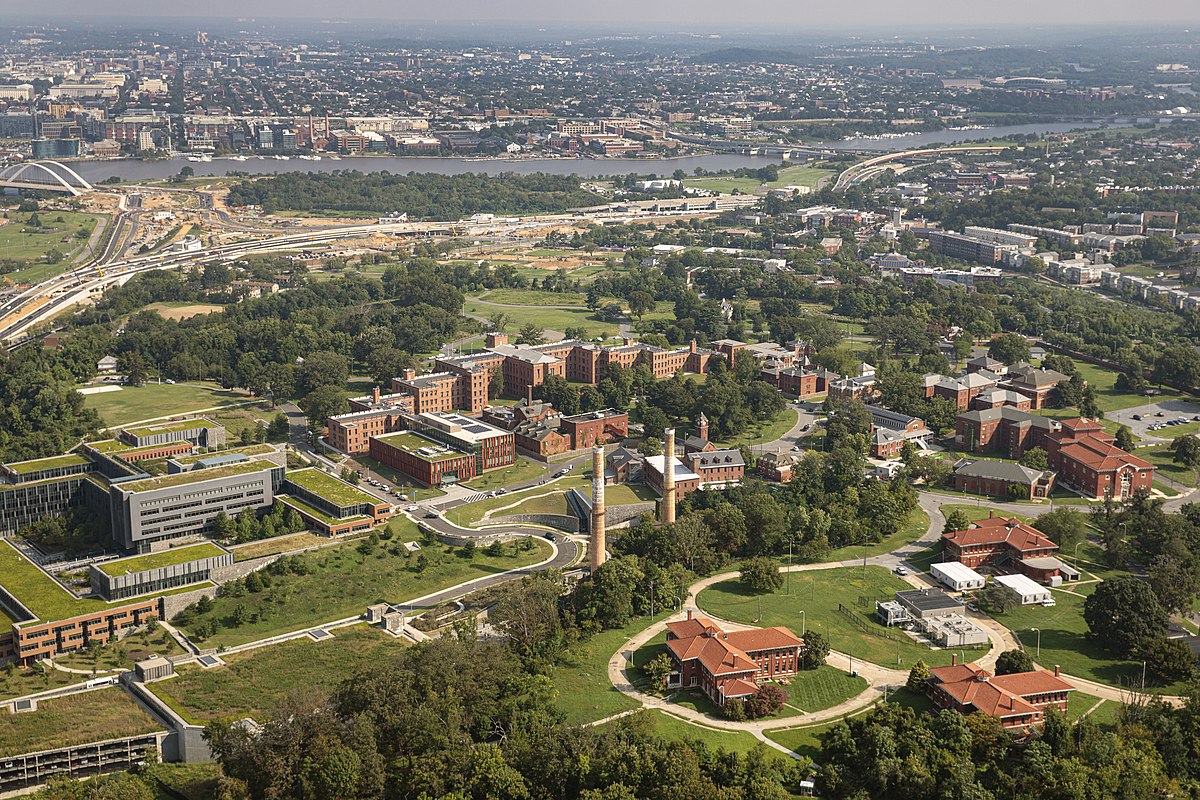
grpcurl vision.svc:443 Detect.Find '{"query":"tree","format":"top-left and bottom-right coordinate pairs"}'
top-left (642, 652), bottom-right (673, 690)
top-left (943, 508), bottom-right (972, 535)
top-left (1148, 553), bottom-right (1200, 615)
top-left (1018, 447), bottom-right (1049, 471)
top-left (739, 557), bottom-right (783, 595)
top-left (517, 323), bottom-right (545, 346)
top-left (1084, 576), bottom-right (1169, 658)
top-left (1138, 637), bottom-right (1197, 685)
top-left (799, 631), bottom-right (830, 670)
top-left (744, 683), bottom-right (787, 718)
top-left (627, 291), bottom-right (655, 320)
top-left (988, 333), bottom-right (1030, 365)
top-left (1173, 435), bottom-right (1200, 470)
top-left (118, 351), bottom-right (148, 387)
top-left (300, 385), bottom-right (349, 426)
top-left (906, 659), bottom-right (931, 693)
top-left (1079, 386), bottom-right (1102, 419)
top-left (976, 581), bottom-right (1015, 614)
top-left (1116, 424), bottom-right (1136, 452)
top-left (1035, 508), bottom-right (1086, 551)
top-left (995, 649), bottom-right (1034, 675)
top-left (268, 413), bottom-right (290, 440)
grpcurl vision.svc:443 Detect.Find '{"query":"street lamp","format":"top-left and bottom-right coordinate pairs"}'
top-left (1031, 627), bottom-right (1041, 659)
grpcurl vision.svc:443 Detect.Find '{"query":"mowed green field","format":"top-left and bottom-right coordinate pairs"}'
top-left (698, 566), bottom-right (983, 669)
top-left (0, 688), bottom-right (161, 758)
top-left (464, 298), bottom-right (617, 338)
top-left (150, 625), bottom-right (408, 724)
top-left (0, 210), bottom-right (97, 262)
top-left (82, 382), bottom-right (257, 428)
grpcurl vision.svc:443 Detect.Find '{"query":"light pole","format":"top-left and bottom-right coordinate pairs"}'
top-left (1031, 627), bottom-right (1041, 659)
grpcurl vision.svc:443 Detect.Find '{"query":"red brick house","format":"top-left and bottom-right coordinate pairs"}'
top-left (927, 660), bottom-right (1073, 731)
top-left (665, 612), bottom-right (804, 707)
top-left (943, 516), bottom-right (1059, 571)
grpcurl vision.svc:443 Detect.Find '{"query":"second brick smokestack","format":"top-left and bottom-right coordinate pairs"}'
top-left (662, 428), bottom-right (676, 525)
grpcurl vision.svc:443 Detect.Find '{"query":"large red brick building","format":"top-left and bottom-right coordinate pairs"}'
top-left (665, 612), bottom-right (804, 708)
top-left (1042, 418), bottom-right (1154, 500)
top-left (927, 660), bottom-right (1074, 731)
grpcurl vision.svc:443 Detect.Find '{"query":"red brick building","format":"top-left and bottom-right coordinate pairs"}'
top-left (927, 660), bottom-right (1073, 731)
top-left (1043, 418), bottom-right (1154, 500)
top-left (942, 516), bottom-right (1059, 570)
top-left (665, 612), bottom-right (804, 708)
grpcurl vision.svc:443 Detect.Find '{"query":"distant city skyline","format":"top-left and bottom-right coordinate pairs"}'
top-left (24, 1), bottom-right (1200, 28)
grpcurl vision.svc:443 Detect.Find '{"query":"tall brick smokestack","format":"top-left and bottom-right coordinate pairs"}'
top-left (662, 428), bottom-right (676, 525)
top-left (590, 444), bottom-right (606, 571)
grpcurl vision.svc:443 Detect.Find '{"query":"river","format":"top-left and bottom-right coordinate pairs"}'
top-left (69, 120), bottom-right (1132, 182)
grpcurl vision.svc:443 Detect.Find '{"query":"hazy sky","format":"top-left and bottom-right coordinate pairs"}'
top-left (26, 1), bottom-right (1200, 28)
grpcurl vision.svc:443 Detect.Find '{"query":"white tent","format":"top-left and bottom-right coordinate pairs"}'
top-left (994, 573), bottom-right (1052, 605)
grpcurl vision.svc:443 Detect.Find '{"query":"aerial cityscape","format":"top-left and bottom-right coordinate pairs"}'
top-left (3, 6), bottom-right (1200, 799)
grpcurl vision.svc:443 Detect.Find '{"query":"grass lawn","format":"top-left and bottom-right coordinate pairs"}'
top-left (715, 408), bottom-right (799, 449)
top-left (462, 458), bottom-right (548, 491)
top-left (0, 210), bottom-right (97, 263)
top-left (228, 532), bottom-right (330, 561)
top-left (83, 382), bottom-right (255, 429)
top-left (698, 566), bottom-right (981, 670)
top-left (176, 532), bottom-right (551, 648)
top-left (476, 288), bottom-right (588, 307)
top-left (50, 625), bottom-right (186, 674)
top-left (996, 588), bottom-right (1185, 693)
top-left (764, 720), bottom-right (842, 761)
top-left (1141, 444), bottom-right (1196, 487)
top-left (0, 663), bottom-right (86, 702)
top-left (150, 625), bottom-right (407, 724)
top-left (779, 665), bottom-right (868, 713)
top-left (639, 710), bottom-right (782, 756)
top-left (0, 688), bottom-right (162, 758)
top-left (549, 612), bottom-right (672, 725)
top-left (143, 763), bottom-right (223, 800)
top-left (824, 508), bottom-right (930, 562)
top-left (454, 476), bottom-right (591, 526)
top-left (463, 299), bottom-right (616, 339)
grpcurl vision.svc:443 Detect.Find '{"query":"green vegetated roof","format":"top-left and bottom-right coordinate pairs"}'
top-left (374, 431), bottom-right (462, 463)
top-left (173, 444), bottom-right (275, 466)
top-left (87, 439), bottom-right (135, 454)
top-left (279, 494), bottom-right (369, 527)
top-left (286, 468), bottom-right (380, 508)
top-left (0, 540), bottom-right (208, 624)
top-left (97, 542), bottom-right (227, 577)
top-left (4, 453), bottom-right (91, 474)
top-left (119, 459), bottom-right (274, 494)
top-left (123, 418), bottom-right (217, 438)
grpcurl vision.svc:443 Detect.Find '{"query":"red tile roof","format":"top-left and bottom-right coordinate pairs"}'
top-left (943, 516), bottom-right (1058, 554)
top-left (929, 662), bottom-right (1074, 720)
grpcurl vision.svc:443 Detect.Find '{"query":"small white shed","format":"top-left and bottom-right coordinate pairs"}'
top-left (931, 561), bottom-right (987, 592)
top-left (994, 573), bottom-right (1053, 605)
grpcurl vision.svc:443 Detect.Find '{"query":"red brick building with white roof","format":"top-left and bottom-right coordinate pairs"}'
top-left (927, 659), bottom-right (1074, 730)
top-left (665, 611), bottom-right (803, 707)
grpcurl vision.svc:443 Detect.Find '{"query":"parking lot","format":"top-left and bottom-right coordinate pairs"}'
top-left (1106, 398), bottom-right (1200, 440)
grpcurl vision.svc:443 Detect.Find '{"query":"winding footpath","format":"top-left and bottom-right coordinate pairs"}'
top-left (601, 487), bottom-right (1196, 757)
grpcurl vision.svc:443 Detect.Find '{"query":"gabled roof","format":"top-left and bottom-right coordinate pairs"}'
top-left (943, 516), bottom-right (1058, 553)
